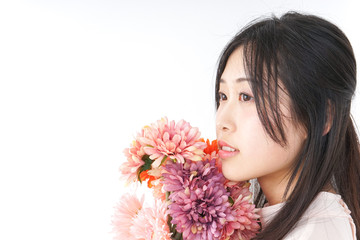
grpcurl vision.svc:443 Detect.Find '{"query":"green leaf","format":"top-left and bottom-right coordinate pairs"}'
top-left (140, 155), bottom-right (154, 171)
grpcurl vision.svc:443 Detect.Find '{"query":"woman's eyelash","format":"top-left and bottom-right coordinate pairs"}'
top-left (218, 92), bottom-right (254, 102)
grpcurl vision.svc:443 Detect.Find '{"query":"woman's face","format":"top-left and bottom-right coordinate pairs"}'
top-left (216, 47), bottom-right (306, 183)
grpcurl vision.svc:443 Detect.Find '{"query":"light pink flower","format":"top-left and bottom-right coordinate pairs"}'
top-left (130, 199), bottom-right (171, 240)
top-left (120, 130), bottom-right (146, 184)
top-left (112, 194), bottom-right (144, 240)
top-left (139, 117), bottom-right (207, 167)
top-left (151, 178), bottom-right (167, 201)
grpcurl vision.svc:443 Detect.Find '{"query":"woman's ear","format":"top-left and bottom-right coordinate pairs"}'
top-left (323, 101), bottom-right (334, 136)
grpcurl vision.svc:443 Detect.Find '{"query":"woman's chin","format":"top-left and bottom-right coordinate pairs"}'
top-left (222, 167), bottom-right (252, 182)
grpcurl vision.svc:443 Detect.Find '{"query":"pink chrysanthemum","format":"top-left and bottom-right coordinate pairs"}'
top-left (120, 131), bottom-right (146, 184)
top-left (162, 159), bottom-right (235, 240)
top-left (112, 194), bottom-right (144, 240)
top-left (130, 199), bottom-right (171, 240)
top-left (139, 117), bottom-right (207, 167)
top-left (223, 182), bottom-right (260, 240)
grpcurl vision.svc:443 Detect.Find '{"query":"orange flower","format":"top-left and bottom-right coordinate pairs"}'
top-left (139, 170), bottom-right (156, 188)
top-left (200, 138), bottom-right (218, 155)
top-left (200, 138), bottom-right (222, 172)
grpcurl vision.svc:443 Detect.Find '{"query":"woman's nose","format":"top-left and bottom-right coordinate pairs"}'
top-left (216, 105), bottom-right (236, 133)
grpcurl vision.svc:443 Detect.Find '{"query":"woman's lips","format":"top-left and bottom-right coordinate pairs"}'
top-left (218, 140), bottom-right (239, 159)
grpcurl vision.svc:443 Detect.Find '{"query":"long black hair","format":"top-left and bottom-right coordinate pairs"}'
top-left (215, 12), bottom-right (360, 239)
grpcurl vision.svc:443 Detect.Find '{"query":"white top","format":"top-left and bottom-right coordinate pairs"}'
top-left (259, 192), bottom-right (356, 239)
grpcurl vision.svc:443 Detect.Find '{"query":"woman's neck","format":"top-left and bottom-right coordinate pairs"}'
top-left (258, 172), bottom-right (336, 206)
top-left (258, 172), bottom-right (296, 206)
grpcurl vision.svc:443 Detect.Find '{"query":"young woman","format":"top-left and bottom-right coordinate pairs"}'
top-left (215, 12), bottom-right (360, 239)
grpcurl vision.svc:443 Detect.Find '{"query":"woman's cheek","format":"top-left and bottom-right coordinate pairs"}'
top-left (241, 115), bottom-right (274, 162)
top-left (241, 113), bottom-right (266, 146)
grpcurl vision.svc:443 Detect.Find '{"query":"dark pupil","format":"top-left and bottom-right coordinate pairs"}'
top-left (243, 94), bottom-right (250, 101)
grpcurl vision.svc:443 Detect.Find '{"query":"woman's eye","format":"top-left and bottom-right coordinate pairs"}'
top-left (239, 93), bottom-right (253, 102)
top-left (219, 92), bottom-right (227, 101)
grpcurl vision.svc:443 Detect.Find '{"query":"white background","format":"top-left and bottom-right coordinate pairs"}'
top-left (0, 1), bottom-right (359, 239)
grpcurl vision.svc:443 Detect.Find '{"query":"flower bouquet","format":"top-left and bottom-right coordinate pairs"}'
top-left (112, 117), bottom-right (260, 240)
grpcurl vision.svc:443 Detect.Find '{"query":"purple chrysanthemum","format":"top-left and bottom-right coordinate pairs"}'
top-left (162, 159), bottom-right (235, 240)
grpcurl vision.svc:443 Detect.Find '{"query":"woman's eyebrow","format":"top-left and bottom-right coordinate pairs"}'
top-left (220, 78), bottom-right (250, 83)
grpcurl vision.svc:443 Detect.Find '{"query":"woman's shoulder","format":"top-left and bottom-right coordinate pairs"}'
top-left (285, 192), bottom-right (356, 239)
top-left (259, 192), bottom-right (356, 239)
top-left (305, 192), bottom-right (349, 217)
